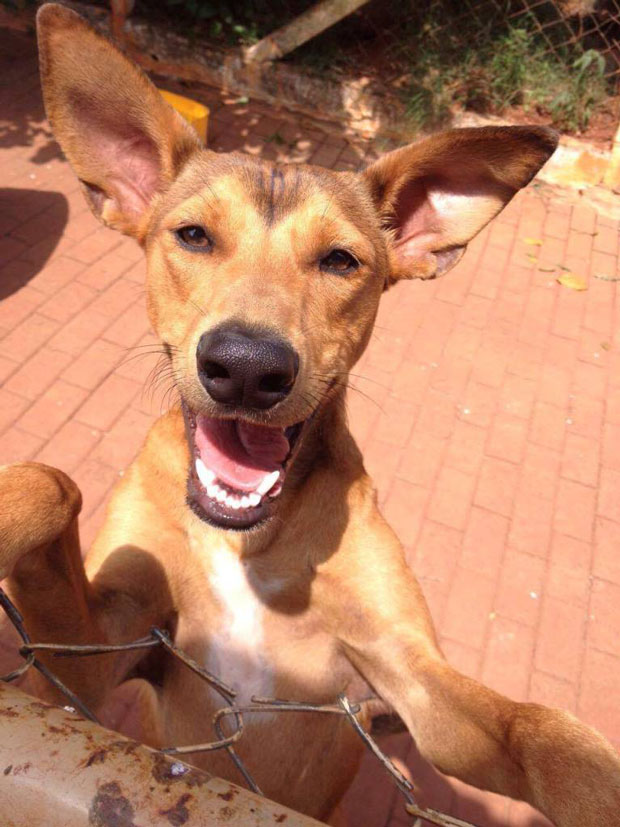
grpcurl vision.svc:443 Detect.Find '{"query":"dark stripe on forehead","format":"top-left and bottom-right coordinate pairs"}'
top-left (240, 160), bottom-right (313, 225)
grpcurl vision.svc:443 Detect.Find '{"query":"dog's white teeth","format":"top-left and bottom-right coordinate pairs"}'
top-left (256, 470), bottom-right (280, 497)
top-left (224, 494), bottom-right (241, 510)
top-left (195, 458), bottom-right (216, 488)
top-left (195, 459), bottom-right (272, 510)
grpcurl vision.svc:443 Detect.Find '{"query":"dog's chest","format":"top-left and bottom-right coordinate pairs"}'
top-left (182, 534), bottom-right (349, 706)
top-left (203, 544), bottom-right (273, 701)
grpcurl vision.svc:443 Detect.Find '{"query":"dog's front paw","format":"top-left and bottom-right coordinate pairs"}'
top-left (0, 462), bottom-right (82, 579)
top-left (511, 703), bottom-right (620, 826)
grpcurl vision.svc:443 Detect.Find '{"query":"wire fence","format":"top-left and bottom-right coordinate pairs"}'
top-left (0, 586), bottom-right (478, 827)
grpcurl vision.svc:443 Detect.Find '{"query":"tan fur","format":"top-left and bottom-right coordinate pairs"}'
top-left (1, 5), bottom-right (619, 825)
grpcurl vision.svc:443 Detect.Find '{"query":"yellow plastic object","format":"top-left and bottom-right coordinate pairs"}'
top-left (159, 88), bottom-right (209, 145)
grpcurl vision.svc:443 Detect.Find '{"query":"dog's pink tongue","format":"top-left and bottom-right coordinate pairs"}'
top-left (195, 415), bottom-right (289, 492)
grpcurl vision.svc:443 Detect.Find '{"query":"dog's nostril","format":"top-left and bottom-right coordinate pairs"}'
top-left (203, 361), bottom-right (229, 381)
top-left (259, 372), bottom-right (293, 394)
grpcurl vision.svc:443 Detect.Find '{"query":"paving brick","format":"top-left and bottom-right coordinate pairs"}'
top-left (460, 507), bottom-right (508, 579)
top-left (0, 355), bottom-right (18, 385)
top-left (48, 307), bottom-right (111, 356)
top-left (498, 374), bottom-right (537, 419)
top-left (35, 420), bottom-right (102, 474)
top-left (442, 567), bottom-right (495, 649)
top-left (29, 255), bottom-right (86, 295)
top-left (593, 517), bottom-right (620, 585)
top-left (90, 408), bottom-right (153, 471)
top-left (16, 380), bottom-right (88, 440)
top-left (0, 388), bottom-right (29, 436)
top-left (0, 426), bottom-right (45, 464)
top-left (486, 413), bottom-right (528, 464)
top-left (588, 578), bottom-right (620, 657)
top-left (529, 401), bottom-right (566, 452)
top-left (373, 395), bottom-right (417, 447)
top-left (529, 671), bottom-right (577, 713)
top-left (397, 431), bottom-right (445, 488)
top-left (535, 597), bottom-right (586, 683)
top-left (554, 478), bottom-right (597, 541)
top-left (456, 381), bottom-right (497, 429)
top-left (103, 299), bottom-right (151, 347)
top-left (4, 348), bottom-right (73, 401)
top-left (481, 617), bottom-right (535, 701)
top-left (0, 313), bottom-right (59, 361)
top-left (39, 279), bottom-right (97, 323)
top-left (520, 443), bottom-right (561, 500)
top-left (74, 374), bottom-right (140, 432)
top-left (415, 390), bottom-right (457, 440)
top-left (561, 432), bottom-right (600, 487)
top-left (0, 285), bottom-right (46, 330)
top-left (363, 439), bottom-right (402, 504)
top-left (598, 467), bottom-right (620, 523)
top-left (77, 251), bottom-right (133, 290)
top-left (61, 339), bottom-right (125, 391)
top-left (495, 548), bottom-right (545, 625)
top-left (444, 421), bottom-right (486, 476)
top-left (381, 475), bottom-right (430, 549)
top-left (411, 520), bottom-right (461, 593)
top-left (545, 557), bottom-right (590, 609)
top-left (66, 227), bottom-right (120, 264)
top-left (427, 466), bottom-right (476, 531)
top-left (474, 457), bottom-right (519, 517)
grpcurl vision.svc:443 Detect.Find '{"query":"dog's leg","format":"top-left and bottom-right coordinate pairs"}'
top-left (332, 530), bottom-right (620, 827)
top-left (0, 462), bottom-right (172, 712)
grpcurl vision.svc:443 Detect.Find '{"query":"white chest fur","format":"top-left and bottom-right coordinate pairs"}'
top-left (201, 542), bottom-right (274, 702)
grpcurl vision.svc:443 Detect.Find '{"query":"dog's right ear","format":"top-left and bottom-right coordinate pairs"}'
top-left (37, 3), bottom-right (201, 238)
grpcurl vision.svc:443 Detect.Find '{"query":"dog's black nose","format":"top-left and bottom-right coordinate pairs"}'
top-left (197, 327), bottom-right (299, 410)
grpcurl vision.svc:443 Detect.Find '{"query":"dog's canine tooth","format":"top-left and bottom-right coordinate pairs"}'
top-left (248, 492), bottom-right (261, 507)
top-left (195, 458), bottom-right (216, 488)
top-left (256, 470), bottom-right (280, 497)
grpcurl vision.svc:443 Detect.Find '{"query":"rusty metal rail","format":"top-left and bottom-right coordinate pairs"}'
top-left (0, 587), bottom-right (478, 827)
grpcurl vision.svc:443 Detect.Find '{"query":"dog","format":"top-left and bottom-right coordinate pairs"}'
top-left (1, 4), bottom-right (619, 825)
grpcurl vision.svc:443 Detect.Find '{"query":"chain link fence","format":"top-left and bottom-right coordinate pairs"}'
top-left (0, 586), bottom-right (479, 827)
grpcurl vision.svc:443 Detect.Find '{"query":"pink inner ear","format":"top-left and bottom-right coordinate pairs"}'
top-left (94, 131), bottom-right (161, 218)
top-left (391, 178), bottom-right (444, 259)
top-left (69, 94), bottom-right (161, 219)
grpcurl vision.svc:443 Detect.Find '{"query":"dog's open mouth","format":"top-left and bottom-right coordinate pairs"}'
top-left (184, 407), bottom-right (304, 530)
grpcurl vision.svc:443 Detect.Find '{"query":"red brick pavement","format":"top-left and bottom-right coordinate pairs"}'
top-left (2, 26), bottom-right (620, 827)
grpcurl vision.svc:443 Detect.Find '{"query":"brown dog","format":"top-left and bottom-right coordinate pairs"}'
top-left (1, 4), bottom-right (619, 825)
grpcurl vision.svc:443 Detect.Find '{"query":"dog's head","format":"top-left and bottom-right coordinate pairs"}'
top-left (37, 4), bottom-right (557, 531)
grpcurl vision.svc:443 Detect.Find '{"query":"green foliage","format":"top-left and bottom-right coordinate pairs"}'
top-left (398, 9), bottom-right (609, 134)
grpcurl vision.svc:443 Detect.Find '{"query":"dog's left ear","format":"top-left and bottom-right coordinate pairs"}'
top-left (364, 126), bottom-right (558, 285)
top-left (37, 3), bottom-right (201, 238)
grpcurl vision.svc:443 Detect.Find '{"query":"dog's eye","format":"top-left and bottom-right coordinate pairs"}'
top-left (175, 226), bottom-right (213, 251)
top-left (320, 249), bottom-right (359, 275)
